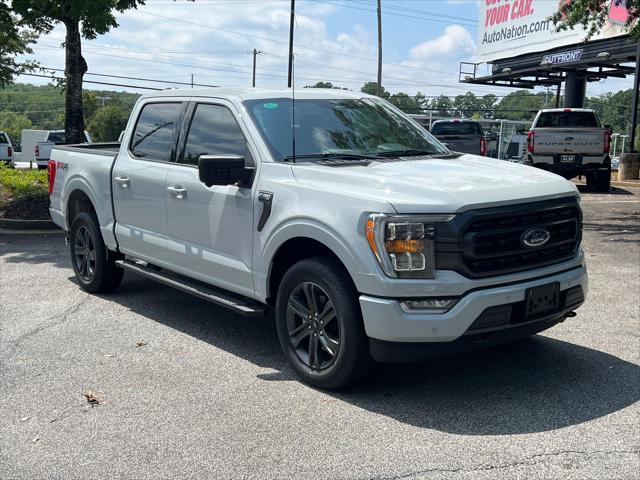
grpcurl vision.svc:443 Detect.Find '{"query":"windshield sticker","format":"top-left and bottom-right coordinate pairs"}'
top-left (263, 102), bottom-right (279, 109)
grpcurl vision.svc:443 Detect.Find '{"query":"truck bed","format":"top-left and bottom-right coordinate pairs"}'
top-left (54, 142), bottom-right (120, 158)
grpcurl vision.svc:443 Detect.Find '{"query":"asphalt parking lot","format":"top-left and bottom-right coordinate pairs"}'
top-left (1, 187), bottom-right (638, 480)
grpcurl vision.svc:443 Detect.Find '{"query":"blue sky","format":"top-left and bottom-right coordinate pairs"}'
top-left (18, 0), bottom-right (632, 99)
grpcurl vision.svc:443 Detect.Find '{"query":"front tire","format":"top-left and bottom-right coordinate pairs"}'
top-left (70, 212), bottom-right (123, 293)
top-left (275, 256), bottom-right (371, 389)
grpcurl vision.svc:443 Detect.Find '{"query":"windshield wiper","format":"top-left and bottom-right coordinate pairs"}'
top-left (282, 152), bottom-right (380, 162)
top-left (374, 149), bottom-right (437, 157)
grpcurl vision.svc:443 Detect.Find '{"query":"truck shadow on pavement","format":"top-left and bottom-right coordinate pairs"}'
top-left (100, 274), bottom-right (640, 437)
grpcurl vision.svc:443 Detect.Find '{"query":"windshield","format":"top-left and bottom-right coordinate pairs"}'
top-left (243, 97), bottom-right (448, 160)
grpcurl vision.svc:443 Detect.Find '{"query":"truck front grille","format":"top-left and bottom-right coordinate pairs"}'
top-left (435, 198), bottom-right (582, 278)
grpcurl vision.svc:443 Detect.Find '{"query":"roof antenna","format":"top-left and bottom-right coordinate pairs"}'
top-left (291, 53), bottom-right (296, 164)
top-left (288, 0), bottom-right (296, 163)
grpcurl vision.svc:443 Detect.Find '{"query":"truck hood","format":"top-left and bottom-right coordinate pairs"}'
top-left (291, 154), bottom-right (578, 214)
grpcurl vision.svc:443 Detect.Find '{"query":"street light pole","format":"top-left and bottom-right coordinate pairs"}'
top-left (287, 0), bottom-right (295, 88)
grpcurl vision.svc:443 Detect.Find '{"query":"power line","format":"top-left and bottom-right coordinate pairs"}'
top-left (305, 0), bottom-right (477, 26)
top-left (40, 67), bottom-right (219, 88)
top-left (16, 72), bottom-right (162, 91)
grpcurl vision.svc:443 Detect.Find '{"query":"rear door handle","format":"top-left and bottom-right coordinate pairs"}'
top-left (114, 176), bottom-right (130, 188)
top-left (167, 186), bottom-right (187, 199)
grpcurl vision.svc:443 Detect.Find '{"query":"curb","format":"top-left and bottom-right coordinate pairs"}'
top-left (573, 180), bottom-right (640, 189)
top-left (0, 218), bottom-right (60, 231)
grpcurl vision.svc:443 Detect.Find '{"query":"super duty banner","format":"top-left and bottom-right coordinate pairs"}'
top-left (477, 0), bottom-right (630, 63)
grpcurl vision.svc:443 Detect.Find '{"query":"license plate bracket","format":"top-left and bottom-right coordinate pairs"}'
top-left (525, 282), bottom-right (560, 318)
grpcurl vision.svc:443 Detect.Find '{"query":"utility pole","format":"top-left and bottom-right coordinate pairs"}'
top-left (253, 49), bottom-right (257, 87)
top-left (191, 73), bottom-right (194, 88)
top-left (376, 0), bottom-right (382, 97)
top-left (287, 0), bottom-right (295, 88)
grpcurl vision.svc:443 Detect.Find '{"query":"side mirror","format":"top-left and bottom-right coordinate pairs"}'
top-left (198, 154), bottom-right (254, 187)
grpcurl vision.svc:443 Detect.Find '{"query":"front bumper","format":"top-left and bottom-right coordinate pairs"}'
top-left (359, 264), bottom-right (587, 344)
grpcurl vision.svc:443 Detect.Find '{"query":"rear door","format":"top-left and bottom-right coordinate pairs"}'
top-left (112, 100), bottom-right (187, 262)
top-left (431, 122), bottom-right (482, 154)
top-left (164, 100), bottom-right (256, 297)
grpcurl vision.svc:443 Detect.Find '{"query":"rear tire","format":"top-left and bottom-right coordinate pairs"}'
top-left (594, 169), bottom-right (611, 192)
top-left (275, 256), bottom-right (371, 389)
top-left (70, 212), bottom-right (123, 293)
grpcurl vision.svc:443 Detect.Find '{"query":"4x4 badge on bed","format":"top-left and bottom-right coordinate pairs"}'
top-left (522, 227), bottom-right (551, 248)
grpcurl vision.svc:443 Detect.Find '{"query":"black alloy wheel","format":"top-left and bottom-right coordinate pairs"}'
top-left (73, 225), bottom-right (97, 282)
top-left (286, 281), bottom-right (341, 370)
top-left (275, 256), bottom-right (371, 389)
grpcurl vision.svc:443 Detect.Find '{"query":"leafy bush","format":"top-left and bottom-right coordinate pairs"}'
top-left (0, 164), bottom-right (48, 200)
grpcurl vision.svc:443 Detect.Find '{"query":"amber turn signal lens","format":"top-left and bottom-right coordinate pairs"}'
top-left (366, 218), bottom-right (378, 255)
top-left (385, 239), bottom-right (424, 254)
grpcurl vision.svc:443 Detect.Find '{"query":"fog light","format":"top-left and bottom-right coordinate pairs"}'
top-left (402, 298), bottom-right (458, 313)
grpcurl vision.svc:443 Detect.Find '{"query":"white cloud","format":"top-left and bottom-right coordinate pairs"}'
top-left (409, 25), bottom-right (475, 61)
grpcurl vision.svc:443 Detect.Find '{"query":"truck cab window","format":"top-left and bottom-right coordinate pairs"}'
top-left (130, 103), bottom-right (182, 161)
top-left (180, 104), bottom-right (248, 166)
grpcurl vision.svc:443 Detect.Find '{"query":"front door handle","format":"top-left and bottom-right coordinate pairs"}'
top-left (114, 176), bottom-right (130, 188)
top-left (167, 186), bottom-right (187, 199)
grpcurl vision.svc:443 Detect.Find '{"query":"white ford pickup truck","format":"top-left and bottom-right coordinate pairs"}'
top-left (49, 88), bottom-right (587, 389)
top-left (527, 108), bottom-right (611, 192)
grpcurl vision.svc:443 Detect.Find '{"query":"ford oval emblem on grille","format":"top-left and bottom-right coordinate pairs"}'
top-left (522, 227), bottom-right (551, 248)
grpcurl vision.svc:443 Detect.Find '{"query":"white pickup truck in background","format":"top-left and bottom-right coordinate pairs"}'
top-left (49, 88), bottom-right (587, 389)
top-left (35, 130), bottom-right (91, 169)
top-left (20, 129), bottom-right (91, 169)
top-left (0, 131), bottom-right (14, 165)
top-left (527, 108), bottom-right (611, 192)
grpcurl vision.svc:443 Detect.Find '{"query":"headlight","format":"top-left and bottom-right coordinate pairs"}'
top-left (366, 214), bottom-right (454, 278)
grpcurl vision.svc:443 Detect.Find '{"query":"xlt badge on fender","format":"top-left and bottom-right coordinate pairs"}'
top-left (522, 227), bottom-right (551, 248)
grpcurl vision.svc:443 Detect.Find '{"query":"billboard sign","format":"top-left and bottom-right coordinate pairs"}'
top-left (477, 0), bottom-right (630, 63)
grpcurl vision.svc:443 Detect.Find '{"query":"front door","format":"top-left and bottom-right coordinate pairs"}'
top-left (164, 101), bottom-right (256, 297)
top-left (112, 100), bottom-right (186, 263)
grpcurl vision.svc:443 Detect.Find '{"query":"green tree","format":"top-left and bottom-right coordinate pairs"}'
top-left (87, 105), bottom-right (130, 142)
top-left (0, 111), bottom-right (33, 150)
top-left (361, 81), bottom-right (390, 98)
top-left (305, 81), bottom-right (345, 89)
top-left (429, 95), bottom-right (453, 117)
top-left (388, 92), bottom-right (424, 112)
top-left (0, 4), bottom-right (37, 87)
top-left (552, 0), bottom-right (639, 40)
top-left (11, 0), bottom-right (146, 144)
top-left (496, 91), bottom-right (547, 121)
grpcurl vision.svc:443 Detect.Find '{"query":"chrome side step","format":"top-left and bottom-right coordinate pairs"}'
top-left (116, 259), bottom-right (267, 317)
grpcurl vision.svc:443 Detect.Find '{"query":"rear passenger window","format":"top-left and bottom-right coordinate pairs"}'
top-left (130, 103), bottom-right (183, 161)
top-left (537, 112), bottom-right (598, 128)
top-left (180, 104), bottom-right (247, 166)
top-left (431, 122), bottom-right (482, 136)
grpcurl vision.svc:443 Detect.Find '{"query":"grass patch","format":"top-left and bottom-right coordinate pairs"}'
top-left (0, 164), bottom-right (48, 200)
top-left (0, 165), bottom-right (50, 219)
